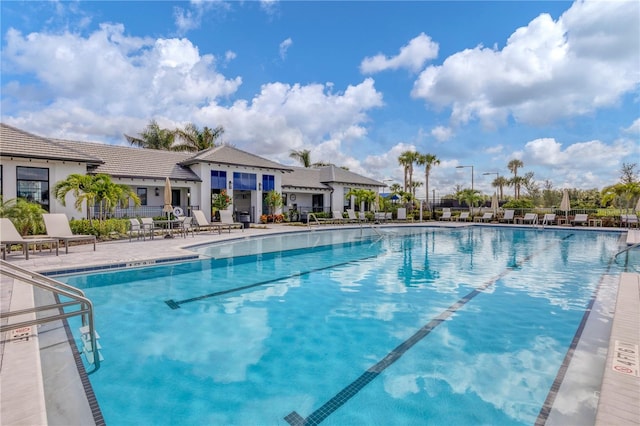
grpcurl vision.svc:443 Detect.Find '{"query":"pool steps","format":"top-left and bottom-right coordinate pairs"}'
top-left (80, 326), bottom-right (104, 365)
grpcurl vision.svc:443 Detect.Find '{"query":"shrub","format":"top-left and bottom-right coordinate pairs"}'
top-left (69, 218), bottom-right (128, 239)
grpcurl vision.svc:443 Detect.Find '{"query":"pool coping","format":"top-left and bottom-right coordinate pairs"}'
top-left (1, 223), bottom-right (638, 425)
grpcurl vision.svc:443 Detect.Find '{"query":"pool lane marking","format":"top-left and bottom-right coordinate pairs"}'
top-left (164, 254), bottom-right (380, 309)
top-left (285, 234), bottom-right (575, 426)
top-left (534, 255), bottom-right (616, 426)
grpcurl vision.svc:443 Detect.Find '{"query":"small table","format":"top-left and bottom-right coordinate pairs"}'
top-left (556, 217), bottom-right (568, 226)
top-left (153, 219), bottom-right (181, 239)
top-left (589, 218), bottom-right (603, 227)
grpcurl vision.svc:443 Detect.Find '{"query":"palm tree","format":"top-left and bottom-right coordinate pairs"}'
top-left (289, 149), bottom-right (312, 167)
top-left (398, 150), bottom-right (420, 192)
top-left (125, 120), bottom-right (175, 150)
top-left (389, 183), bottom-right (402, 194)
top-left (173, 123), bottom-right (224, 152)
top-left (507, 159), bottom-right (524, 199)
top-left (456, 188), bottom-right (483, 213)
top-left (601, 182), bottom-right (640, 212)
top-left (345, 188), bottom-right (377, 211)
top-left (54, 174), bottom-right (140, 221)
top-left (492, 176), bottom-right (509, 200)
top-left (417, 153), bottom-right (440, 210)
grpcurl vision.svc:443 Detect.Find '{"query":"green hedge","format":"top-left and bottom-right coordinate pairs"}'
top-left (69, 218), bottom-right (128, 239)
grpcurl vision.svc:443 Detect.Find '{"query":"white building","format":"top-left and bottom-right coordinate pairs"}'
top-left (0, 123), bottom-right (385, 223)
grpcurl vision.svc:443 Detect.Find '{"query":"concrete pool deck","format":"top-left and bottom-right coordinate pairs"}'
top-left (1, 222), bottom-right (638, 425)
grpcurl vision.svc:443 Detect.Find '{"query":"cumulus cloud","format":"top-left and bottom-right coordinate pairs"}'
top-left (411, 1), bottom-right (640, 129)
top-left (624, 118), bottom-right (640, 134)
top-left (360, 33), bottom-right (439, 74)
top-left (431, 125), bottom-right (453, 142)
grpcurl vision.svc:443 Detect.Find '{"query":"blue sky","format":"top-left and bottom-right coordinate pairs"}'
top-left (1, 0), bottom-right (639, 198)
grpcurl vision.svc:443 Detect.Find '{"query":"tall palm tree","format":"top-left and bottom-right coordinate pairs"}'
top-left (507, 159), bottom-right (524, 199)
top-left (173, 123), bottom-right (225, 152)
top-left (289, 149), bottom-right (312, 167)
top-left (125, 120), bottom-right (175, 150)
top-left (417, 153), bottom-right (440, 209)
top-left (398, 150), bottom-right (420, 192)
top-left (492, 176), bottom-right (509, 200)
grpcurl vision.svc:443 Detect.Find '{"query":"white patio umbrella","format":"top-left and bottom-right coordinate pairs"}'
top-left (560, 188), bottom-right (570, 222)
top-left (635, 196), bottom-right (640, 213)
top-left (490, 192), bottom-right (498, 216)
top-left (162, 177), bottom-right (173, 220)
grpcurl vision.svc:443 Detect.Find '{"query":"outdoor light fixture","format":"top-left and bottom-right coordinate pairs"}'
top-left (155, 187), bottom-right (159, 196)
top-left (456, 165), bottom-right (474, 191)
top-left (258, 183), bottom-right (262, 191)
top-left (228, 180), bottom-right (232, 190)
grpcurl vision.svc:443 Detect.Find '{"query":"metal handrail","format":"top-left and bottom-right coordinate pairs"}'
top-left (614, 242), bottom-right (640, 260)
top-left (0, 260), bottom-right (100, 373)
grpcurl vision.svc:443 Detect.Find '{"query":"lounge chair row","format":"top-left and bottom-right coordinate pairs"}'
top-left (127, 210), bottom-right (244, 241)
top-left (437, 210), bottom-right (603, 227)
top-left (2, 214), bottom-right (96, 260)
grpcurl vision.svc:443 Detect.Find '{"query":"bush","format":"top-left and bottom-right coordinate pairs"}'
top-left (502, 198), bottom-right (535, 209)
top-left (69, 218), bottom-right (128, 239)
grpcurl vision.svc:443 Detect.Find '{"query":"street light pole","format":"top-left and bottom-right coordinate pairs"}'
top-left (456, 165), bottom-right (474, 191)
top-left (483, 172), bottom-right (500, 199)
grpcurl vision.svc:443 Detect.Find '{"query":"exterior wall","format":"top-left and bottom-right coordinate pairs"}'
top-left (282, 190), bottom-right (331, 215)
top-left (1, 157), bottom-right (87, 219)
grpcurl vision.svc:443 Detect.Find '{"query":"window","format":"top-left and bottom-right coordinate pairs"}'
top-left (262, 175), bottom-right (275, 192)
top-left (137, 188), bottom-right (148, 205)
top-left (233, 172), bottom-right (256, 190)
top-left (211, 170), bottom-right (227, 189)
top-left (343, 187), bottom-right (351, 209)
top-left (17, 166), bottom-right (49, 210)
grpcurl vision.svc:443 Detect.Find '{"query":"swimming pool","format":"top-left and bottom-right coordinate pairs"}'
top-left (59, 227), bottom-right (630, 425)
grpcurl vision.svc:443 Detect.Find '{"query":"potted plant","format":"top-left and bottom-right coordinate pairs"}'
top-left (264, 190), bottom-right (283, 218)
top-left (212, 190), bottom-right (232, 220)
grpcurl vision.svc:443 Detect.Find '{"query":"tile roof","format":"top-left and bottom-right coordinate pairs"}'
top-left (53, 138), bottom-right (201, 182)
top-left (282, 165), bottom-right (385, 190)
top-left (181, 145), bottom-right (294, 173)
top-left (0, 123), bottom-right (102, 164)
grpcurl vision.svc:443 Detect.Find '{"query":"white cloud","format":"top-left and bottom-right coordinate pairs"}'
top-left (360, 33), bottom-right (439, 74)
top-left (411, 0), bottom-right (640, 129)
top-left (431, 125), bottom-right (453, 142)
top-left (624, 118), bottom-right (640, 134)
top-left (279, 37), bottom-right (292, 60)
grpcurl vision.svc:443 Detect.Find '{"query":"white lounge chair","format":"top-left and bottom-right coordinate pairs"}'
top-left (621, 214), bottom-right (639, 228)
top-left (475, 212), bottom-right (493, 223)
top-left (456, 212), bottom-right (470, 222)
top-left (42, 213), bottom-right (96, 254)
top-left (571, 214), bottom-right (588, 226)
top-left (374, 212), bottom-right (389, 223)
top-left (193, 210), bottom-right (224, 234)
top-left (219, 210), bottom-right (244, 231)
top-left (1, 218), bottom-right (59, 260)
top-left (440, 211), bottom-right (452, 221)
top-left (500, 210), bottom-right (515, 223)
top-left (332, 210), bottom-right (346, 224)
top-left (346, 209), bottom-right (362, 223)
top-left (542, 214), bottom-right (556, 226)
top-left (520, 213), bottom-right (538, 225)
top-left (397, 208), bottom-right (412, 222)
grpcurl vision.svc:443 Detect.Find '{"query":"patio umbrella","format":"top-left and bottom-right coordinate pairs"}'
top-left (635, 196), bottom-right (640, 213)
top-left (490, 192), bottom-right (498, 216)
top-left (162, 177), bottom-right (173, 220)
top-left (560, 189), bottom-right (570, 222)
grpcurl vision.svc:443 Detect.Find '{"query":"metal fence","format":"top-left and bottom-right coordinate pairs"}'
top-left (89, 205), bottom-right (198, 219)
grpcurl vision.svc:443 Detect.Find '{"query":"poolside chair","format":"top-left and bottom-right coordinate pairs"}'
top-left (456, 212), bottom-right (470, 222)
top-left (440, 211), bottom-right (453, 221)
top-left (475, 212), bottom-right (493, 223)
top-left (193, 210), bottom-right (224, 234)
top-left (358, 211), bottom-right (368, 222)
top-left (332, 210), bottom-right (346, 224)
top-left (500, 210), bottom-right (515, 224)
top-left (521, 213), bottom-right (538, 225)
top-left (542, 214), bottom-right (556, 226)
top-left (571, 214), bottom-right (588, 226)
top-left (140, 217), bottom-right (161, 239)
top-left (374, 212), bottom-right (389, 223)
top-left (346, 209), bottom-right (361, 223)
top-left (42, 213), bottom-right (96, 254)
top-left (397, 208), bottom-right (412, 222)
top-left (1, 218), bottom-right (59, 260)
top-left (128, 218), bottom-right (147, 242)
top-left (219, 210), bottom-right (244, 232)
top-left (621, 214), bottom-right (639, 228)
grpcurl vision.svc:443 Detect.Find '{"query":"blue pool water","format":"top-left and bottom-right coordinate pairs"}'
top-left (59, 227), bottom-right (630, 425)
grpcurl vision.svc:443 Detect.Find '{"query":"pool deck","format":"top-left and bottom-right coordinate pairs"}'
top-left (1, 222), bottom-right (638, 425)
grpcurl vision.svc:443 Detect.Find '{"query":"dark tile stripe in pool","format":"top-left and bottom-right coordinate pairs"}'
top-left (285, 234), bottom-right (575, 425)
top-left (164, 253), bottom-right (381, 309)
